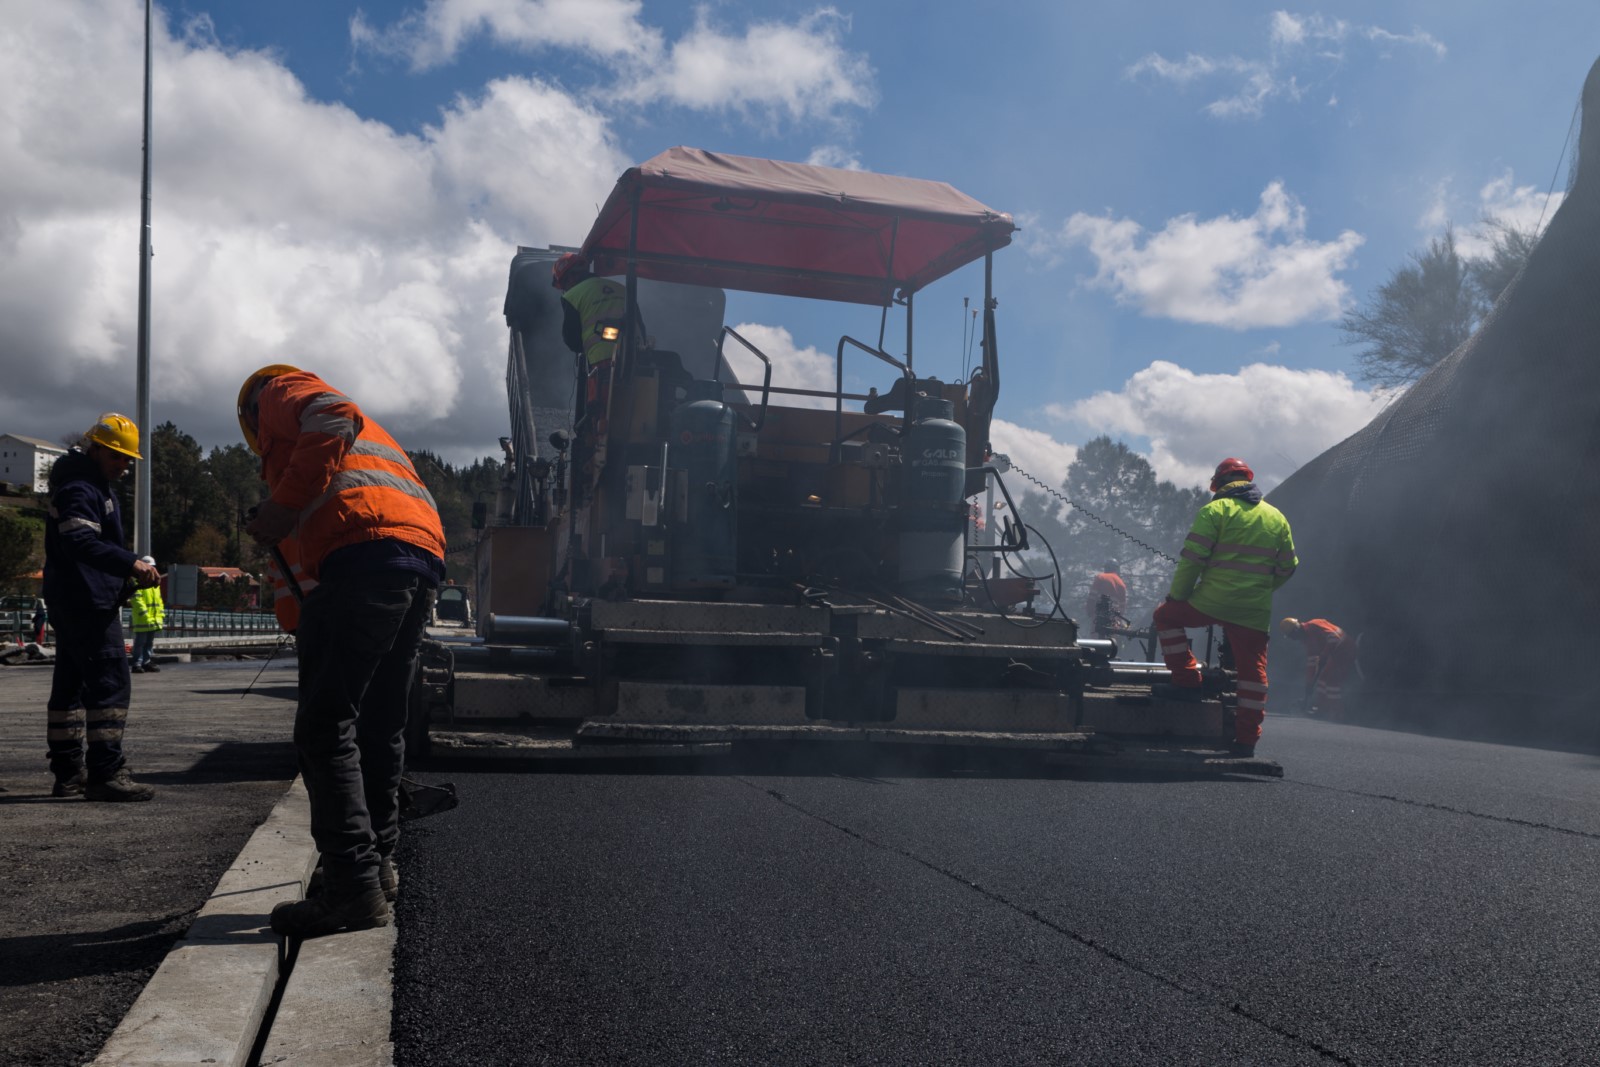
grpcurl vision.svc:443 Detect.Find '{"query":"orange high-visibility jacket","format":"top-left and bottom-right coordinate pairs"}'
top-left (255, 371), bottom-right (445, 583)
top-left (1299, 618), bottom-right (1345, 657)
top-left (1085, 572), bottom-right (1128, 623)
top-left (265, 534), bottom-right (319, 633)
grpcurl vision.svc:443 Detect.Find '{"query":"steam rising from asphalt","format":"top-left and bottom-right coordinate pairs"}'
top-left (1266, 56), bottom-right (1600, 749)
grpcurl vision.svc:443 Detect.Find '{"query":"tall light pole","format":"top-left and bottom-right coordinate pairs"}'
top-left (133, 0), bottom-right (154, 556)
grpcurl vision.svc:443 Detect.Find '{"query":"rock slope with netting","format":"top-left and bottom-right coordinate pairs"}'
top-left (1267, 55), bottom-right (1600, 743)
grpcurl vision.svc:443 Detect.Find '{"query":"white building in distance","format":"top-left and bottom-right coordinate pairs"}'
top-left (0, 434), bottom-right (67, 492)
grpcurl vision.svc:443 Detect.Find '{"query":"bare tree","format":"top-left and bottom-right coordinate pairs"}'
top-left (1468, 215), bottom-right (1540, 309)
top-left (1341, 228), bottom-right (1479, 389)
top-left (1342, 220), bottom-right (1541, 389)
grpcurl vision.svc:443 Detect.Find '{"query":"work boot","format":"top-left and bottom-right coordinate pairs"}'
top-left (310, 857), bottom-right (399, 902)
top-left (379, 856), bottom-right (399, 902)
top-left (52, 769), bottom-right (87, 798)
top-left (270, 887), bottom-right (390, 939)
top-left (1151, 683), bottom-right (1204, 703)
top-left (84, 768), bottom-right (156, 802)
top-left (1228, 741), bottom-right (1257, 759)
top-left (129, 665), bottom-right (144, 674)
top-left (142, 663), bottom-right (161, 673)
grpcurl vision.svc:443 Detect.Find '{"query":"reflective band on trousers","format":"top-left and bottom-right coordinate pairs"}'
top-left (1237, 681), bottom-right (1268, 710)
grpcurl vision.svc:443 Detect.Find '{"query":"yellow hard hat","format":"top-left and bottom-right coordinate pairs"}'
top-left (237, 364), bottom-right (302, 454)
top-left (1278, 617), bottom-right (1301, 637)
top-left (84, 413), bottom-right (142, 459)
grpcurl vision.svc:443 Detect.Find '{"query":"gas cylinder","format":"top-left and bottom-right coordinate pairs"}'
top-left (897, 396), bottom-right (967, 603)
top-left (669, 380), bottom-right (737, 588)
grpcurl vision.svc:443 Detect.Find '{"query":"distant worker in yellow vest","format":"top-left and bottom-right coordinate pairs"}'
top-left (552, 253), bottom-right (633, 417)
top-left (128, 559), bottom-right (165, 673)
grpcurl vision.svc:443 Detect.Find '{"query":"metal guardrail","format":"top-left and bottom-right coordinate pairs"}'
top-left (0, 607), bottom-right (280, 646)
top-left (135, 608), bottom-right (280, 638)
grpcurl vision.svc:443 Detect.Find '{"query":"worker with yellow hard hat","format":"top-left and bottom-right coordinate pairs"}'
top-left (236, 363), bottom-right (445, 939)
top-left (41, 413), bottom-right (161, 802)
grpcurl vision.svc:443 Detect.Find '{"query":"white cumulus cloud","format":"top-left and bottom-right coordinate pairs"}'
top-left (721, 323), bottom-right (840, 409)
top-left (351, 0), bottom-right (662, 69)
top-left (1046, 360), bottom-right (1392, 492)
top-left (987, 419), bottom-right (1078, 506)
top-left (353, 1), bottom-right (876, 127)
top-left (0, 0), bottom-right (634, 460)
top-left (1130, 9), bottom-right (1445, 119)
top-left (1037, 183), bottom-right (1364, 328)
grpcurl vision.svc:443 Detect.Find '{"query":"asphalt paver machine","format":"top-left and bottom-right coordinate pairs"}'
top-left (411, 147), bottom-right (1279, 778)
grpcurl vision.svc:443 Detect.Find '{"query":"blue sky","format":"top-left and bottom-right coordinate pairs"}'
top-left (3, 0), bottom-right (1596, 494)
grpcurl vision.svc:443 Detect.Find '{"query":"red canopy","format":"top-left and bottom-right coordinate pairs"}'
top-left (579, 147), bottom-right (1016, 306)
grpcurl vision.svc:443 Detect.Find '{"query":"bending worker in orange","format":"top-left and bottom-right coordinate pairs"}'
top-left (238, 364), bottom-right (446, 939)
top-left (1279, 617), bottom-right (1357, 720)
top-left (1151, 458), bottom-right (1297, 757)
top-left (1084, 560), bottom-right (1128, 638)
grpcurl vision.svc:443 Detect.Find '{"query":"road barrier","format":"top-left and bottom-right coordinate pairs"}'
top-left (0, 607), bottom-right (280, 647)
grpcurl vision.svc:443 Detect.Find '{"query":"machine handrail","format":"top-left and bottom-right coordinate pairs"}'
top-left (716, 326), bottom-right (773, 432)
top-left (834, 336), bottom-right (907, 462)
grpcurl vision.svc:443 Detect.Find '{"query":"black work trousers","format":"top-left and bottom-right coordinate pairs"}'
top-left (45, 604), bottom-right (131, 781)
top-left (294, 570), bottom-right (434, 894)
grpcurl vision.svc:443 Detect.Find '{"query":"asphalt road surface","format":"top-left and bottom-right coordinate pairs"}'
top-left (391, 717), bottom-right (1600, 1066)
top-left (0, 656), bottom-right (299, 1067)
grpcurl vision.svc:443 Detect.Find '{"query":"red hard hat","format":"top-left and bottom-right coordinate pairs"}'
top-left (1211, 457), bottom-right (1254, 491)
top-left (551, 252), bottom-right (586, 290)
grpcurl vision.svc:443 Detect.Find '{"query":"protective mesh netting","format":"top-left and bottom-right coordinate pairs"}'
top-left (1267, 56), bottom-right (1600, 742)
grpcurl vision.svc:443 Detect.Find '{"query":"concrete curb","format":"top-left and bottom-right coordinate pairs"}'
top-left (90, 774), bottom-right (402, 1067)
top-left (260, 924), bottom-right (397, 1066)
top-left (91, 778), bottom-right (317, 1067)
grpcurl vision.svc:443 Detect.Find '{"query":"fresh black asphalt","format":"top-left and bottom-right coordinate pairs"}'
top-left (391, 715), bottom-right (1600, 1065)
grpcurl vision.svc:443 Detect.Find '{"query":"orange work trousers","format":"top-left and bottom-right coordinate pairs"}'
top-left (1152, 598), bottom-right (1270, 746)
top-left (1307, 637), bottom-right (1358, 720)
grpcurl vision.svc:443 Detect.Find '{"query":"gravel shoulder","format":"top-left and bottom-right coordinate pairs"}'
top-left (0, 656), bottom-right (299, 1067)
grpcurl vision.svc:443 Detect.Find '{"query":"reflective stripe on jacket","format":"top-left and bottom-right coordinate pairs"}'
top-left (1168, 491), bottom-right (1296, 632)
top-left (130, 586), bottom-right (165, 632)
top-left (561, 276), bottom-right (626, 366)
top-left (42, 449), bottom-right (137, 610)
top-left (255, 371), bottom-right (445, 583)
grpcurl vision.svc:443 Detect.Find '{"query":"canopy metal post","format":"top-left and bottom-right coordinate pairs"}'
top-left (905, 291), bottom-right (914, 374)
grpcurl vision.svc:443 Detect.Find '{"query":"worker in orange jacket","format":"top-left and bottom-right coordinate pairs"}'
top-left (1084, 560), bottom-right (1128, 638)
top-left (238, 364), bottom-right (446, 939)
top-left (1279, 617), bottom-right (1357, 719)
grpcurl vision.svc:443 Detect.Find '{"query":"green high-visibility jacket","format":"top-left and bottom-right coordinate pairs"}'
top-left (1168, 488), bottom-right (1297, 632)
top-left (561, 276), bottom-right (627, 367)
top-left (130, 585), bottom-right (165, 632)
